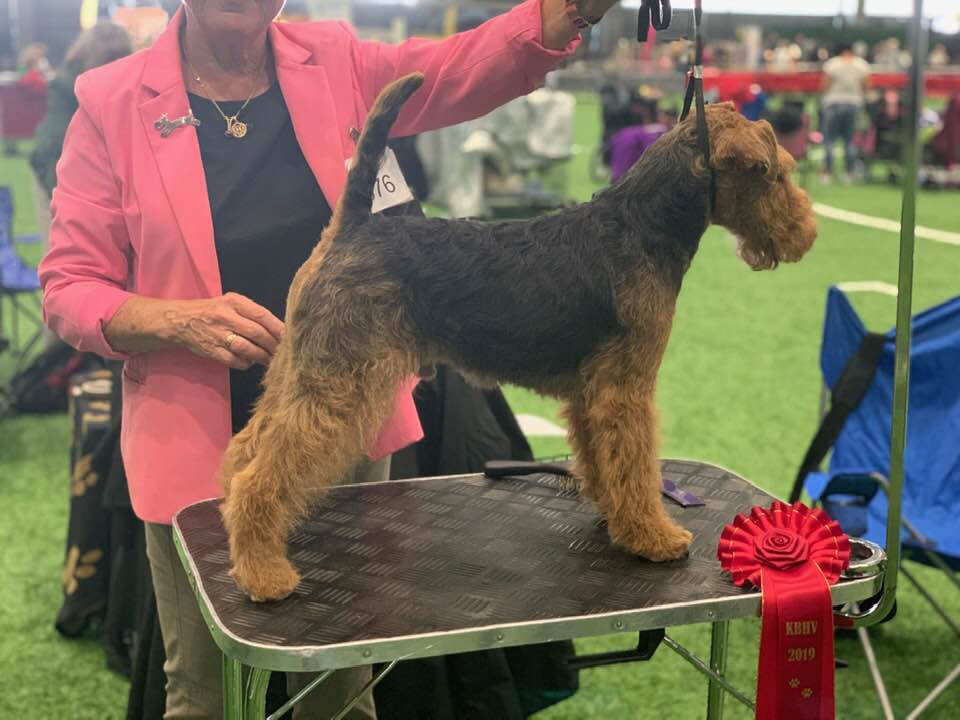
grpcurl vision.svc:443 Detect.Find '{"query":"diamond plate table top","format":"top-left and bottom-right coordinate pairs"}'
top-left (174, 459), bottom-right (884, 672)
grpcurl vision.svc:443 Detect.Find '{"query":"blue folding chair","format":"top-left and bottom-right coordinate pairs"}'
top-left (0, 185), bottom-right (40, 245)
top-left (0, 186), bottom-right (43, 362)
top-left (789, 285), bottom-right (960, 719)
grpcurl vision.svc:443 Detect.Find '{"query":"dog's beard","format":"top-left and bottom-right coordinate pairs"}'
top-left (736, 234), bottom-right (780, 271)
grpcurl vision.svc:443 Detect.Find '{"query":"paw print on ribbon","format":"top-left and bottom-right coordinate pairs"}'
top-left (71, 454), bottom-right (99, 497)
top-left (801, 688), bottom-right (814, 699)
top-left (788, 678), bottom-right (800, 689)
top-left (63, 546), bottom-right (103, 595)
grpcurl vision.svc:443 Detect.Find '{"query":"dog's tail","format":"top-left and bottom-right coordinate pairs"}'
top-left (335, 72), bottom-right (425, 231)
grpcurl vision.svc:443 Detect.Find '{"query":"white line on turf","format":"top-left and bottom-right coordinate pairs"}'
top-left (836, 281), bottom-right (899, 296)
top-left (515, 414), bottom-right (566, 437)
top-left (813, 203), bottom-right (960, 246)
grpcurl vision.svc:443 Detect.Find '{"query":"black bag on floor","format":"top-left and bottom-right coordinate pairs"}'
top-left (5, 340), bottom-right (102, 414)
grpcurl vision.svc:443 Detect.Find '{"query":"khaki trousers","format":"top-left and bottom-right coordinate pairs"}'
top-left (145, 458), bottom-right (389, 719)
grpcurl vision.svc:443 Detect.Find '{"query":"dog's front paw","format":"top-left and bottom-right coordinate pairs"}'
top-left (609, 518), bottom-right (693, 561)
top-left (230, 559), bottom-right (301, 602)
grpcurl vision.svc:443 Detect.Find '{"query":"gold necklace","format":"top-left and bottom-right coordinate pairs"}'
top-left (186, 58), bottom-right (262, 139)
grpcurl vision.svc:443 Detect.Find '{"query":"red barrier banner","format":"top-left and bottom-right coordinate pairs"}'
top-left (702, 69), bottom-right (960, 98)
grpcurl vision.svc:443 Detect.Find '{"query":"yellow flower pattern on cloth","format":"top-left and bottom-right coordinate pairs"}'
top-left (71, 454), bottom-right (98, 497)
top-left (62, 546), bottom-right (103, 595)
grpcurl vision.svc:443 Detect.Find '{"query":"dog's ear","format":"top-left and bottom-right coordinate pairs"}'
top-left (712, 117), bottom-right (779, 179)
top-left (776, 146), bottom-right (797, 180)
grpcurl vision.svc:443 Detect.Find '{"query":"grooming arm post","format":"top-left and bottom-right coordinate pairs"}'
top-left (838, 0), bottom-right (924, 631)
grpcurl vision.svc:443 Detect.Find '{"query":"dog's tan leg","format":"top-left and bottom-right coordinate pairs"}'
top-left (583, 380), bottom-right (691, 560)
top-left (221, 337), bottom-right (413, 602)
top-left (221, 414), bottom-right (309, 603)
top-left (563, 397), bottom-right (599, 502)
top-left (577, 281), bottom-right (692, 561)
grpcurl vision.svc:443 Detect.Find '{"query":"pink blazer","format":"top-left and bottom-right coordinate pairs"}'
top-left (39, 1), bottom-right (576, 524)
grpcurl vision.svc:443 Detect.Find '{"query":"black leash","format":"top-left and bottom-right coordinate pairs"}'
top-left (677, 0), bottom-right (715, 214)
top-left (637, 0), bottom-right (672, 42)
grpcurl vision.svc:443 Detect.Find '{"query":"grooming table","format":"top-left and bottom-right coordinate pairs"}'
top-left (173, 459), bottom-right (885, 720)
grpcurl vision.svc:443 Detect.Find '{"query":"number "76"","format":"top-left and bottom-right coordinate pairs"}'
top-left (374, 174), bottom-right (397, 198)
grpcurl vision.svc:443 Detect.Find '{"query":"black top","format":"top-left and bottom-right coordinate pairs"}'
top-left (189, 85), bottom-right (332, 433)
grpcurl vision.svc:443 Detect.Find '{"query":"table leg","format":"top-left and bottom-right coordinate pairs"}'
top-left (331, 659), bottom-right (401, 720)
top-left (223, 654), bottom-right (244, 720)
top-left (245, 668), bottom-right (272, 720)
top-left (706, 620), bottom-right (731, 720)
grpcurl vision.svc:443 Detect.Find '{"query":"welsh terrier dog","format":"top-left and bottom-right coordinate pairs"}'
top-left (221, 73), bottom-right (817, 601)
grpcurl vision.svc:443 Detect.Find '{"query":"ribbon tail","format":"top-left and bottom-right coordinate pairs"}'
top-left (756, 565), bottom-right (837, 720)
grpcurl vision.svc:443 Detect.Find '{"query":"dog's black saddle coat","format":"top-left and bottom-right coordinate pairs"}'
top-left (326, 122), bottom-right (712, 381)
top-left (344, 211), bottom-right (623, 379)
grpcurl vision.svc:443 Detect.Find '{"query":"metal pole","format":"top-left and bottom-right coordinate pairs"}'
top-left (849, 0), bottom-right (924, 630)
top-left (856, 625), bottom-right (895, 720)
top-left (244, 668), bottom-right (272, 720)
top-left (706, 621), bottom-right (731, 720)
top-left (330, 659), bottom-right (402, 720)
top-left (662, 634), bottom-right (755, 711)
top-left (223, 655), bottom-right (244, 720)
top-left (905, 663), bottom-right (960, 719)
top-left (266, 669), bottom-right (334, 720)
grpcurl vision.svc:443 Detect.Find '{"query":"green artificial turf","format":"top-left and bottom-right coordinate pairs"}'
top-left (0, 149), bottom-right (131, 717)
top-left (2, 96), bottom-right (959, 718)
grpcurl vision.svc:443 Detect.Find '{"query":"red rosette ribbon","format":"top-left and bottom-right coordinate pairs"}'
top-left (718, 501), bottom-right (851, 720)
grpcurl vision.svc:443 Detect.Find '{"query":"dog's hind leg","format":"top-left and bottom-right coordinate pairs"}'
top-left (220, 296), bottom-right (416, 601)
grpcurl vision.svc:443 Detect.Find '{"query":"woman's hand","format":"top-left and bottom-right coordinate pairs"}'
top-left (104, 293), bottom-right (284, 370)
top-left (574, 0), bottom-right (620, 23)
top-left (542, 0), bottom-right (620, 50)
top-left (165, 293), bottom-right (284, 369)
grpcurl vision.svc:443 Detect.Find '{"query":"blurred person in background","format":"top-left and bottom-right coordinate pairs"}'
top-left (929, 43), bottom-right (950, 68)
top-left (3, 43), bottom-right (51, 154)
top-left (17, 42), bottom-right (52, 91)
top-left (820, 41), bottom-right (871, 183)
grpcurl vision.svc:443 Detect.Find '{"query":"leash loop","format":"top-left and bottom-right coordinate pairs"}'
top-left (637, 0), bottom-right (672, 42)
top-left (677, 0), bottom-right (714, 213)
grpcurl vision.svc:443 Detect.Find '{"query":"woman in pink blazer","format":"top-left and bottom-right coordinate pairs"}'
top-left (39, 0), bottom-right (616, 716)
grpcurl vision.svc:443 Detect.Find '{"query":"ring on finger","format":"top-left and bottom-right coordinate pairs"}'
top-left (225, 332), bottom-right (239, 350)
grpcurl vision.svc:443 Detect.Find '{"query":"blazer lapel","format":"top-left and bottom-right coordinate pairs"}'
top-left (271, 25), bottom-right (349, 206)
top-left (138, 8), bottom-right (220, 296)
top-left (134, 15), bottom-right (348, 296)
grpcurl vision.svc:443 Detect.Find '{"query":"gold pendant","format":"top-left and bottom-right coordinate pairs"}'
top-left (224, 116), bottom-right (247, 139)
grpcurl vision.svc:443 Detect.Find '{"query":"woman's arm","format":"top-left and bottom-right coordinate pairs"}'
top-left (347, 0), bottom-right (616, 137)
top-left (38, 91), bottom-right (136, 360)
